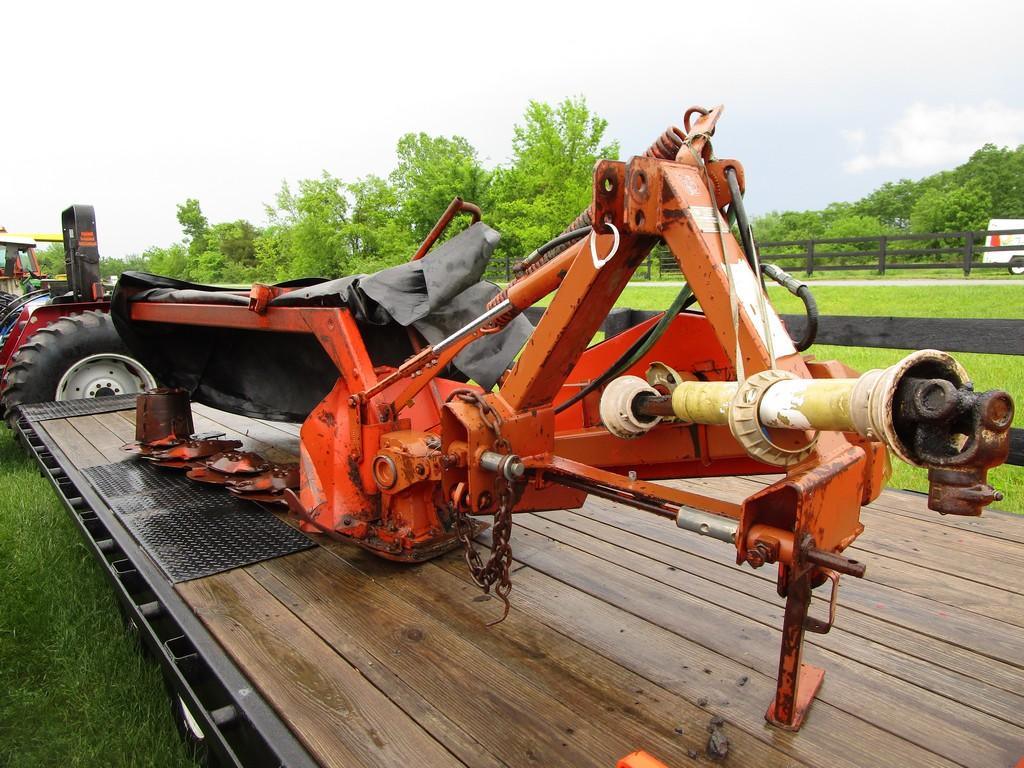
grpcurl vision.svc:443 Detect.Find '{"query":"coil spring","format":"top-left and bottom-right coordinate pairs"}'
top-left (644, 125), bottom-right (687, 161)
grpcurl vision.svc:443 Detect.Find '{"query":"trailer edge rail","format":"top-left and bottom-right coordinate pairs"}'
top-left (14, 407), bottom-right (317, 768)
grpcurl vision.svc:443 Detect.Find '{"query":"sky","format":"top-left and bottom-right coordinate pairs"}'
top-left (4, 0), bottom-right (1023, 259)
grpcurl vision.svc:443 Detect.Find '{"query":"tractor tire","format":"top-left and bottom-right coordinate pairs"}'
top-left (1, 310), bottom-right (157, 431)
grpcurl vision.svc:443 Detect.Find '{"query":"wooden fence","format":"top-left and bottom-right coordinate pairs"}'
top-left (521, 306), bottom-right (1023, 466)
top-left (489, 227), bottom-right (1024, 281)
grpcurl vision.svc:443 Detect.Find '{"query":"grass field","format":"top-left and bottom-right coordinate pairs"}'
top-left (0, 433), bottom-right (198, 768)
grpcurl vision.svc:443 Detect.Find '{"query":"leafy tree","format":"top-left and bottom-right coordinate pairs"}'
top-left (910, 183), bottom-right (993, 234)
top-left (850, 179), bottom-right (927, 230)
top-left (268, 173), bottom-right (351, 278)
top-left (947, 144), bottom-right (1024, 219)
top-left (176, 198), bottom-right (209, 257)
top-left (390, 133), bottom-right (490, 242)
top-left (343, 175), bottom-right (417, 268)
top-left (35, 243), bottom-right (66, 276)
top-left (143, 244), bottom-right (188, 278)
top-left (488, 97), bottom-right (619, 262)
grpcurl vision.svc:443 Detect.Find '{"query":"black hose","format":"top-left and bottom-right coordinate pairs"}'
top-left (724, 167), bottom-right (758, 274)
top-left (514, 226), bottom-right (593, 276)
top-left (553, 284), bottom-right (695, 415)
top-left (793, 285), bottom-right (819, 351)
top-left (760, 263), bottom-right (818, 351)
top-left (0, 289), bottom-right (48, 332)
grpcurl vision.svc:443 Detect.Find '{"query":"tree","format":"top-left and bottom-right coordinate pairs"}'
top-left (849, 179), bottom-right (924, 230)
top-left (267, 173), bottom-right (352, 278)
top-left (176, 199), bottom-right (209, 253)
top-left (488, 97), bottom-right (618, 262)
top-left (948, 144), bottom-right (1024, 219)
top-left (389, 133), bottom-right (490, 242)
top-left (143, 244), bottom-right (188, 278)
top-left (910, 182), bottom-right (993, 235)
top-left (343, 175), bottom-right (417, 269)
top-left (35, 243), bottom-right (66, 276)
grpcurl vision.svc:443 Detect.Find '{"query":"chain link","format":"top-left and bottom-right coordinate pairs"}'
top-left (447, 389), bottom-right (522, 625)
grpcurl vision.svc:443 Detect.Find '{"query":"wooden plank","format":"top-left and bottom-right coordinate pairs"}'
top-left (572, 498), bottom-right (1024, 647)
top-left (863, 491), bottom-right (1024, 545)
top-left (677, 475), bottom-right (1024, 594)
top-left (681, 478), bottom-right (1024, 615)
top-left (65, 414), bottom-right (130, 464)
top-left (849, 514), bottom-right (1024, 594)
top-left (435, 560), bottom-right (959, 768)
top-left (244, 562), bottom-right (504, 768)
top-left (177, 568), bottom-right (460, 768)
top-left (255, 417), bottom-right (301, 437)
top-left (489, 524), bottom-right (1024, 767)
top-left (192, 403), bottom-right (301, 457)
top-left (523, 510), bottom-right (1024, 726)
top-left (92, 409), bottom-right (137, 443)
top-left (734, 473), bottom-right (1024, 545)
top-left (254, 547), bottom-right (683, 768)
top-left (39, 418), bottom-right (107, 468)
top-left (309, 542), bottom-right (806, 767)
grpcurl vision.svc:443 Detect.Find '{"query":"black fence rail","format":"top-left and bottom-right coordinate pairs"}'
top-left (755, 227), bottom-right (1024, 276)
top-left (521, 306), bottom-right (1023, 466)
top-left (489, 227), bottom-right (1024, 282)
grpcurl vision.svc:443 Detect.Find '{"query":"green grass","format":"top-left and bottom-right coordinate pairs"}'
top-left (0, 433), bottom-right (199, 768)
top-left (613, 283), bottom-right (1024, 513)
top-left (614, 284), bottom-right (1024, 319)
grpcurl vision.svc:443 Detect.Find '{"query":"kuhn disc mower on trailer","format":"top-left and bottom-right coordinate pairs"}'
top-left (104, 105), bottom-right (1013, 732)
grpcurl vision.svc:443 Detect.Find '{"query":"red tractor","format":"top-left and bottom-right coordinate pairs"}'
top-left (0, 205), bottom-right (156, 428)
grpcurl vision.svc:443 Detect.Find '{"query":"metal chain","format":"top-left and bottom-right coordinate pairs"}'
top-left (447, 389), bottom-right (522, 625)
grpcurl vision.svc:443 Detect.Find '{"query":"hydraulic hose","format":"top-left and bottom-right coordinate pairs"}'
top-left (0, 289), bottom-right (48, 340)
top-left (761, 263), bottom-right (819, 351)
top-left (513, 226), bottom-right (593, 277)
top-left (553, 284), bottom-right (695, 414)
top-left (724, 167), bottom-right (758, 274)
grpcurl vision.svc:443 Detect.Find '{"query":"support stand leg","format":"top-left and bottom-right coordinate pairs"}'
top-left (765, 571), bottom-right (825, 730)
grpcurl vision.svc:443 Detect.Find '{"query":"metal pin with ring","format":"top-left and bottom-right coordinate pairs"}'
top-left (590, 222), bottom-right (620, 269)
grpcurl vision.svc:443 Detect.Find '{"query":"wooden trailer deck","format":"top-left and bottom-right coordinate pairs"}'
top-left (37, 403), bottom-right (1024, 768)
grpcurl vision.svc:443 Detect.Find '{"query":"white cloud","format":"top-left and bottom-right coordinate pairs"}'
top-left (843, 102), bottom-right (1024, 173)
top-left (841, 128), bottom-right (867, 148)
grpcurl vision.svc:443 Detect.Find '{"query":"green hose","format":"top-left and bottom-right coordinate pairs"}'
top-left (553, 283), bottom-right (695, 414)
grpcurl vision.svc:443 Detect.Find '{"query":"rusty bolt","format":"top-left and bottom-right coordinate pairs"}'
top-left (478, 492), bottom-right (493, 509)
top-left (347, 396), bottom-right (358, 407)
top-left (746, 538), bottom-right (779, 569)
top-left (745, 547), bottom-right (766, 569)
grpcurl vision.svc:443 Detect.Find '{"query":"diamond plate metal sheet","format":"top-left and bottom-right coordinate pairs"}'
top-left (83, 460), bottom-right (313, 583)
top-left (16, 395), bottom-right (138, 421)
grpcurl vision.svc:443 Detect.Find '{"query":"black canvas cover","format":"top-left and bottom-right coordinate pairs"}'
top-left (111, 223), bottom-right (532, 421)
